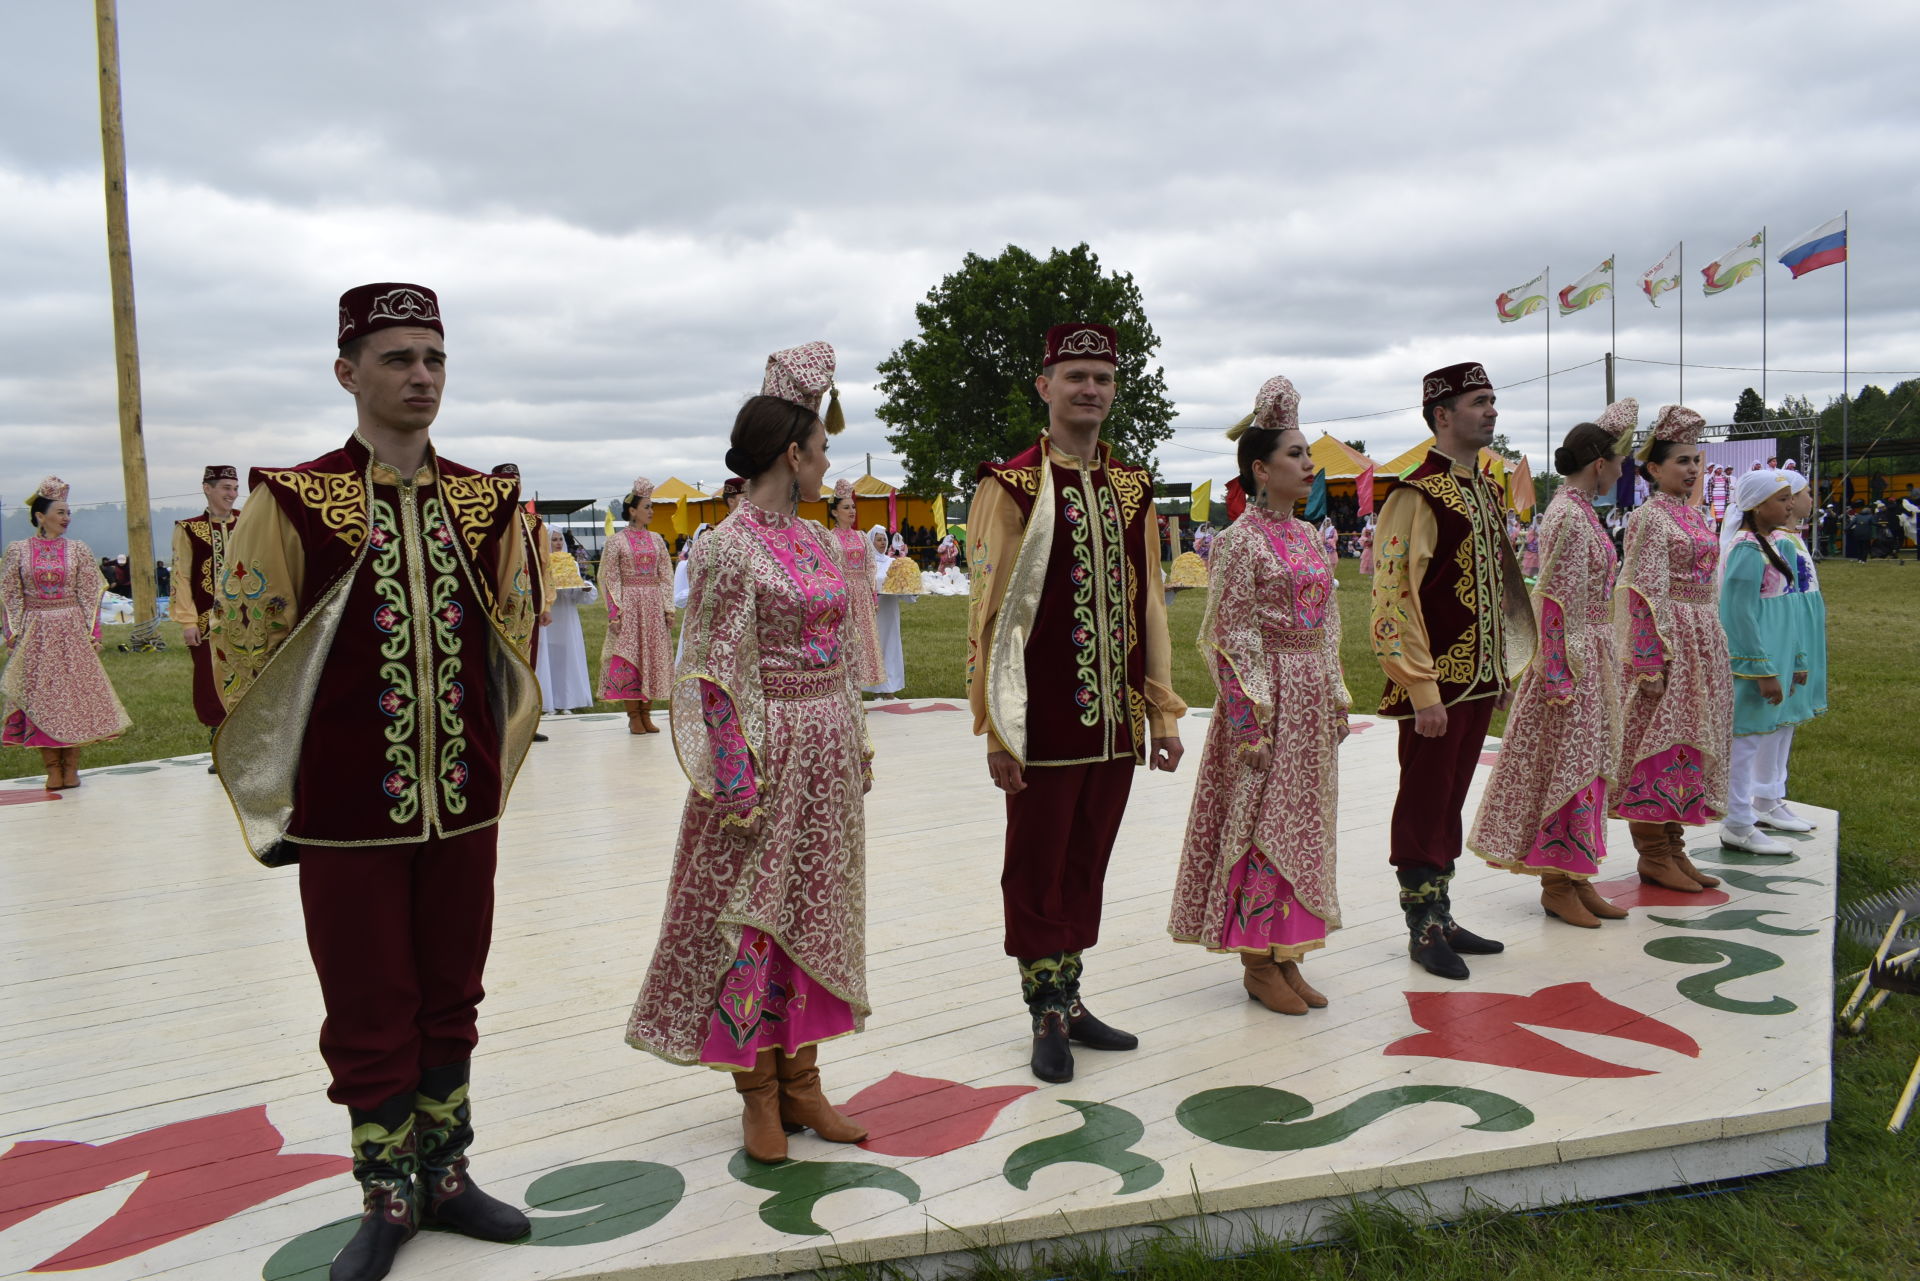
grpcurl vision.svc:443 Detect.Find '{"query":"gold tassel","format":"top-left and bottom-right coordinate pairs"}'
top-left (1224, 410), bottom-right (1256, 441)
top-left (824, 386), bottom-right (846, 435)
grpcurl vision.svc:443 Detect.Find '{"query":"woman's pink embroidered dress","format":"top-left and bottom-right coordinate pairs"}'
top-left (1169, 507), bottom-right (1348, 960)
top-left (1469, 486), bottom-right (1621, 877)
top-left (829, 526), bottom-right (883, 687)
top-left (1611, 491), bottom-right (1731, 825)
top-left (598, 525), bottom-right (674, 702)
top-left (1, 536), bottom-right (130, 748)
top-left (626, 499), bottom-right (872, 1069)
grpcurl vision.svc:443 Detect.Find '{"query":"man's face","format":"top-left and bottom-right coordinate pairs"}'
top-left (335, 327), bottom-right (446, 432)
top-left (1036, 359), bottom-right (1116, 432)
top-left (1438, 389), bottom-right (1497, 448)
top-left (205, 478), bottom-right (240, 511)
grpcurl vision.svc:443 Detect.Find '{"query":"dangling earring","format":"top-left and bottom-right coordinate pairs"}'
top-left (788, 478), bottom-right (801, 511)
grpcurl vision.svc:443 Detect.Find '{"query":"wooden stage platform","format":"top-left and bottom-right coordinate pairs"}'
top-left (0, 701), bottom-right (1835, 1280)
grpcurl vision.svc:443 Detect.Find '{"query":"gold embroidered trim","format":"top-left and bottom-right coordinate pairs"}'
top-left (256, 469), bottom-right (368, 551)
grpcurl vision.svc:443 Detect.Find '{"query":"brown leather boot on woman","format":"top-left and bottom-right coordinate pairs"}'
top-left (1276, 960), bottom-right (1328, 1008)
top-left (59, 748), bottom-right (81, 789)
top-left (732, 1050), bottom-right (787, 1164)
top-left (1665, 822), bottom-right (1720, 887)
top-left (625, 705), bottom-right (646, 736)
top-left (774, 1045), bottom-right (867, 1143)
top-left (1241, 952), bottom-right (1308, 1015)
top-left (638, 705), bottom-right (660, 734)
top-left (39, 748), bottom-right (62, 791)
top-left (1572, 878), bottom-right (1628, 920)
top-left (1630, 820), bottom-right (1700, 893)
top-left (1540, 872), bottom-right (1601, 928)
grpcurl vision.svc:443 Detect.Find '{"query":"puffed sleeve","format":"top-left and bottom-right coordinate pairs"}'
top-left (211, 495), bottom-right (306, 710)
top-left (1369, 487), bottom-right (1441, 708)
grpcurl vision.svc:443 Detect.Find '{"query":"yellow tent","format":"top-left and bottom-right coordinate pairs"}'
top-left (1379, 439), bottom-right (1506, 479)
top-left (1377, 441), bottom-right (1533, 514)
top-left (1309, 433), bottom-right (1377, 479)
top-left (650, 476), bottom-right (709, 501)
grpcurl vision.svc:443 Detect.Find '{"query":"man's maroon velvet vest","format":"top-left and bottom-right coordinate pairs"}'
top-left (247, 436), bottom-right (519, 848)
top-left (979, 440), bottom-right (1155, 765)
top-left (1376, 450), bottom-right (1512, 717)
top-left (176, 511), bottom-right (236, 727)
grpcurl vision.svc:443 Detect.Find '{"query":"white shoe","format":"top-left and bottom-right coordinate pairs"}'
top-left (1756, 801), bottom-right (1815, 833)
top-left (1720, 824), bottom-right (1792, 855)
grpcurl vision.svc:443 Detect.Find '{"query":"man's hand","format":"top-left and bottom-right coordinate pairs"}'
top-left (1413, 702), bottom-right (1448, 738)
top-left (1494, 689), bottom-right (1512, 713)
top-left (539, 611), bottom-right (552, 628)
top-left (1792, 670), bottom-right (1807, 688)
top-left (988, 749), bottom-right (1026, 794)
top-left (1150, 736), bottom-right (1184, 773)
top-left (182, 624), bottom-right (203, 647)
top-left (1757, 675), bottom-right (1784, 706)
top-left (1335, 718), bottom-right (1352, 744)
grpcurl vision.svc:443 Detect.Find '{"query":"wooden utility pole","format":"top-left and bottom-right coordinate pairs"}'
top-left (94, 0), bottom-right (158, 628)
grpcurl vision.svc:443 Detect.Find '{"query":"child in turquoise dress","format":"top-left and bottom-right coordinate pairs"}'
top-left (1717, 470), bottom-right (1815, 855)
top-left (1759, 469), bottom-right (1825, 832)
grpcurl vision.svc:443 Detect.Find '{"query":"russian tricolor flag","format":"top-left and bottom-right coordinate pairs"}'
top-left (1778, 215), bottom-right (1847, 278)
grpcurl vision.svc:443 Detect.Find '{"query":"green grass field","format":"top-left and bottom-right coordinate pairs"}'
top-left (5, 563), bottom-right (1916, 1278)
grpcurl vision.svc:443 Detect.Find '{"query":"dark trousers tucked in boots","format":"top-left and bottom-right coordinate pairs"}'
top-left (1001, 758), bottom-right (1135, 957)
top-left (414, 1061), bottom-right (529, 1243)
top-left (1389, 696), bottom-right (1496, 871)
top-left (1019, 953), bottom-right (1076, 1083)
top-left (333, 1093), bottom-right (419, 1281)
top-left (296, 829), bottom-right (498, 1109)
top-left (1398, 867), bottom-right (1468, 980)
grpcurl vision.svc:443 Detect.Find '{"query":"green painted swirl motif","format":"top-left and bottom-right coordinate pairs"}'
top-left (1176, 1084), bottom-right (1533, 1152)
top-left (1643, 937), bottom-right (1795, 1015)
top-left (726, 1150), bottom-right (919, 1236)
top-left (1003, 1099), bottom-right (1163, 1194)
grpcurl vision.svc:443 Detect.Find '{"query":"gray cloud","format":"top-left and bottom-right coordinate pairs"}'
top-left (3, 0), bottom-right (1917, 540)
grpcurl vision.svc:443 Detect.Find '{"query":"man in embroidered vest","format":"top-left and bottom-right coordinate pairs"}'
top-left (170, 464), bottom-right (241, 773)
top-left (967, 322), bottom-right (1187, 1083)
top-left (211, 283), bottom-right (539, 1281)
top-left (1369, 361), bottom-right (1536, 981)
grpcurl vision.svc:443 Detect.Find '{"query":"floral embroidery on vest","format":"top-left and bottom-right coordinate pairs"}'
top-left (368, 499), bottom-right (420, 824)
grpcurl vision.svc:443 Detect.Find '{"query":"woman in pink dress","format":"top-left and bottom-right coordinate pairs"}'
top-left (1170, 377), bottom-right (1350, 1015)
top-left (1357, 519), bottom-right (1375, 575)
top-left (1612, 406), bottom-right (1730, 894)
top-left (826, 479), bottom-right (882, 687)
top-left (626, 342), bottom-right (872, 1165)
top-left (1520, 522), bottom-right (1542, 577)
top-left (598, 477), bottom-right (674, 734)
top-left (1470, 404), bottom-right (1635, 928)
top-left (2, 477), bottom-right (131, 790)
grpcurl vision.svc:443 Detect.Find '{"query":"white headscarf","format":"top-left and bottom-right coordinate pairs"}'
top-left (680, 521), bottom-right (711, 562)
top-left (867, 524), bottom-right (889, 556)
top-left (1720, 468), bottom-right (1792, 580)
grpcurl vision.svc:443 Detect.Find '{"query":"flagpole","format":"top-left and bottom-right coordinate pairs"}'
top-left (1610, 253), bottom-right (1617, 370)
top-left (1677, 241), bottom-right (1685, 403)
top-left (1761, 227), bottom-right (1769, 409)
top-left (1544, 267), bottom-right (1552, 462)
top-left (1842, 210), bottom-right (1850, 506)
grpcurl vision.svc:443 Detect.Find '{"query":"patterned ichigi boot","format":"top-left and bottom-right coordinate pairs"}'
top-left (413, 1063), bottom-right (531, 1244)
top-left (331, 1095), bottom-right (419, 1281)
top-left (1019, 954), bottom-right (1075, 1084)
top-left (1434, 868), bottom-right (1504, 957)
top-left (1397, 868), bottom-right (1468, 981)
top-left (1060, 950), bottom-right (1139, 1052)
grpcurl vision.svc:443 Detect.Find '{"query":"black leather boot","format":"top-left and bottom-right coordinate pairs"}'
top-left (331, 1094), bottom-right (419, 1281)
top-left (414, 1062), bottom-right (531, 1244)
top-left (1398, 868), bottom-right (1469, 980)
top-left (1434, 869), bottom-right (1505, 955)
top-left (1019, 955), bottom-right (1075, 1083)
top-left (1060, 950), bottom-right (1138, 1050)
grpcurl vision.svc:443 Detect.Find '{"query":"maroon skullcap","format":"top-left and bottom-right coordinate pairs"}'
top-left (1421, 361), bottom-right (1493, 411)
top-left (721, 477), bottom-right (746, 497)
top-left (492, 463), bottom-right (520, 478)
top-left (202, 465), bottom-right (238, 485)
top-left (337, 282), bottom-right (443, 348)
top-left (1043, 323), bottom-right (1119, 368)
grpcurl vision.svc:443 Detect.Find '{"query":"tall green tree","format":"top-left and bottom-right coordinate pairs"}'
top-left (875, 244), bottom-right (1175, 496)
top-left (1733, 387), bottom-right (1767, 423)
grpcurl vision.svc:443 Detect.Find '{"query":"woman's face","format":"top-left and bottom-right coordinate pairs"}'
top-left (1593, 454), bottom-right (1624, 490)
top-left (1647, 446), bottom-right (1701, 496)
top-left (833, 496), bottom-right (857, 528)
top-left (1788, 488), bottom-right (1813, 523)
top-left (630, 497), bottom-right (653, 526)
top-left (1257, 429), bottom-right (1314, 505)
top-left (790, 420), bottom-right (830, 495)
top-left (36, 501), bottom-right (71, 537)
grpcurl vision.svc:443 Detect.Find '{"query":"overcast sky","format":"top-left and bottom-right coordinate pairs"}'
top-left (4, 0), bottom-right (1917, 522)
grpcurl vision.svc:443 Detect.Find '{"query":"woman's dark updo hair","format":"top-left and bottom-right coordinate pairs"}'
top-left (1554, 422), bottom-right (1617, 477)
top-left (1235, 423), bottom-right (1302, 498)
top-left (1638, 437), bottom-right (1682, 484)
top-left (618, 493), bottom-right (642, 522)
top-left (28, 495), bottom-right (53, 529)
top-left (725, 395), bottom-right (821, 480)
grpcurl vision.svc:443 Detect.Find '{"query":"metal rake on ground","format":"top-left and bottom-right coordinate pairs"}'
top-left (1836, 883), bottom-right (1920, 1132)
